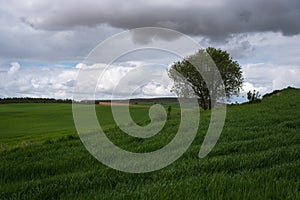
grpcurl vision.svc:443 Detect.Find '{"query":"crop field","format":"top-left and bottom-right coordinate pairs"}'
top-left (0, 88), bottom-right (300, 199)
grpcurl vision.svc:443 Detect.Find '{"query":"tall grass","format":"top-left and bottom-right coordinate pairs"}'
top-left (0, 88), bottom-right (299, 199)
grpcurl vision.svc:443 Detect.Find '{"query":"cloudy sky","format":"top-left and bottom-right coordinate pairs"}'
top-left (0, 0), bottom-right (300, 101)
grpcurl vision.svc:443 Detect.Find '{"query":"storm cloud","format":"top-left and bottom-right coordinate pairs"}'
top-left (1, 0), bottom-right (300, 61)
top-left (15, 0), bottom-right (300, 40)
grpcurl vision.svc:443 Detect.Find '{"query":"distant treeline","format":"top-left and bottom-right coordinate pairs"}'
top-left (0, 97), bottom-right (73, 104)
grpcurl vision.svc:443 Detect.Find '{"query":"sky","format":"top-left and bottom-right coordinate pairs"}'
top-left (0, 0), bottom-right (300, 102)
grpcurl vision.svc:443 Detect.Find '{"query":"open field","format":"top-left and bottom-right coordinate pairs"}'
top-left (0, 103), bottom-right (159, 148)
top-left (0, 88), bottom-right (300, 199)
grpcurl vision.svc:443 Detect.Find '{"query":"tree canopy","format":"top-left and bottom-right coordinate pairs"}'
top-left (168, 47), bottom-right (243, 110)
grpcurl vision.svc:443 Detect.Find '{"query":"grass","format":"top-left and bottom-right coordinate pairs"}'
top-left (0, 103), bottom-right (156, 147)
top-left (0, 87), bottom-right (300, 199)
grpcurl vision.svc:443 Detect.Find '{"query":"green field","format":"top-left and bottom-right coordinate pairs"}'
top-left (0, 103), bottom-right (155, 148)
top-left (0, 88), bottom-right (300, 199)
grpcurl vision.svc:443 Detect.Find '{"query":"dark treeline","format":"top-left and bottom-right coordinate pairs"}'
top-left (0, 97), bottom-right (73, 104)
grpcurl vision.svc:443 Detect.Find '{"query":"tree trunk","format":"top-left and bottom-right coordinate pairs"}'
top-left (208, 98), bottom-right (212, 110)
top-left (202, 97), bottom-right (209, 110)
top-left (197, 93), bottom-right (207, 110)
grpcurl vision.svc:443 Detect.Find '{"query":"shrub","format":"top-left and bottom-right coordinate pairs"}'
top-left (167, 105), bottom-right (172, 117)
top-left (247, 90), bottom-right (261, 103)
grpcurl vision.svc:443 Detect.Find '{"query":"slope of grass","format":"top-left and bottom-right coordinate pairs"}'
top-left (0, 87), bottom-right (300, 199)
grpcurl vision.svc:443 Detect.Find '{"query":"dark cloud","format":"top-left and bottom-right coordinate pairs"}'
top-left (0, 15), bottom-right (121, 62)
top-left (1, 0), bottom-right (300, 63)
top-left (130, 28), bottom-right (182, 45)
top-left (17, 0), bottom-right (300, 41)
top-left (227, 41), bottom-right (255, 59)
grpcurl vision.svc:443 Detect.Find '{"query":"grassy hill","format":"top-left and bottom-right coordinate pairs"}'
top-left (0, 87), bottom-right (299, 199)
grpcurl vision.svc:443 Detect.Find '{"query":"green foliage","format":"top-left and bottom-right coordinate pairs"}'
top-left (247, 90), bottom-right (261, 103)
top-left (168, 47), bottom-right (243, 110)
top-left (0, 88), bottom-right (300, 199)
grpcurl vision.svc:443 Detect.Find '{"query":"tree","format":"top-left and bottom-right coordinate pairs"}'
top-left (247, 90), bottom-right (261, 103)
top-left (168, 47), bottom-right (243, 110)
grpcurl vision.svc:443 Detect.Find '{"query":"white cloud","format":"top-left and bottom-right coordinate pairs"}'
top-left (0, 64), bottom-right (77, 99)
top-left (75, 63), bottom-right (107, 70)
top-left (142, 82), bottom-right (172, 96)
top-left (228, 62), bottom-right (300, 102)
top-left (0, 61), bottom-right (175, 100)
top-left (242, 82), bottom-right (266, 94)
top-left (7, 62), bottom-right (20, 75)
top-left (94, 62), bottom-right (173, 99)
top-left (242, 63), bottom-right (300, 93)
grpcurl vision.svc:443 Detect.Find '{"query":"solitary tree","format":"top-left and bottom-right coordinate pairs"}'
top-left (168, 47), bottom-right (243, 110)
